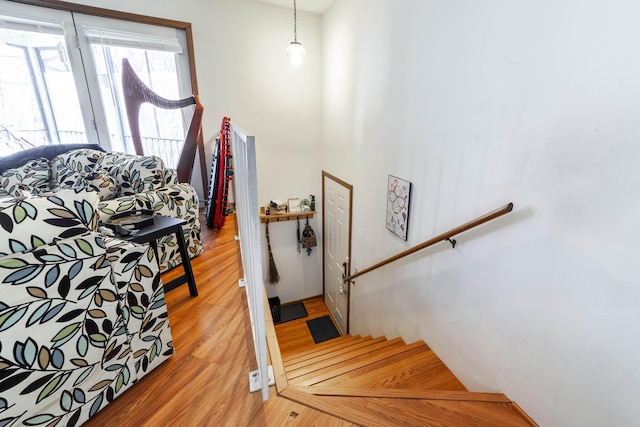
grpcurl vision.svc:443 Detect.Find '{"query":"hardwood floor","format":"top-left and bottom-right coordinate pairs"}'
top-left (85, 214), bottom-right (351, 426)
top-left (275, 297), bottom-right (339, 358)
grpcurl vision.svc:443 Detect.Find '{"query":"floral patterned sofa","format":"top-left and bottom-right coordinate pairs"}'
top-left (0, 190), bottom-right (173, 426)
top-left (0, 147), bottom-right (202, 272)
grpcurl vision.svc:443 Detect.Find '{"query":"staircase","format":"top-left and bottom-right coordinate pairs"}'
top-left (269, 326), bottom-right (537, 426)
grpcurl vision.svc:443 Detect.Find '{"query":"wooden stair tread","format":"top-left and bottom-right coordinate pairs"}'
top-left (287, 337), bottom-right (404, 380)
top-left (282, 335), bottom-right (360, 362)
top-left (294, 385), bottom-right (510, 402)
top-left (282, 387), bottom-right (536, 427)
top-left (285, 336), bottom-right (388, 372)
top-left (291, 340), bottom-right (426, 386)
top-left (282, 334), bottom-right (358, 361)
top-left (315, 343), bottom-right (432, 387)
top-left (284, 336), bottom-right (375, 369)
top-left (283, 335), bottom-right (371, 365)
top-left (319, 345), bottom-right (466, 391)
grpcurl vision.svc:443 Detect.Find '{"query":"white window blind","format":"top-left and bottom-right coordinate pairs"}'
top-left (0, 16), bottom-right (65, 36)
top-left (81, 25), bottom-right (183, 53)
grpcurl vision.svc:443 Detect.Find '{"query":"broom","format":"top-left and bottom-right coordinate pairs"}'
top-left (265, 220), bottom-right (280, 284)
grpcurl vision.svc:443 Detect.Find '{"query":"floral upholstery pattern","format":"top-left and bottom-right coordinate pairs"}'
top-left (52, 150), bottom-right (164, 197)
top-left (103, 238), bottom-right (174, 378)
top-left (0, 190), bottom-right (99, 257)
top-left (50, 149), bottom-right (103, 192)
top-left (163, 168), bottom-right (178, 187)
top-left (0, 158), bottom-right (50, 197)
top-left (73, 170), bottom-right (117, 202)
top-left (0, 148), bottom-right (202, 271)
top-left (0, 193), bottom-right (173, 426)
top-left (0, 233), bottom-right (137, 426)
top-left (95, 153), bottom-right (164, 196)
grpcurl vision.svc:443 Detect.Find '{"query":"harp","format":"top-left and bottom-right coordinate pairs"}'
top-left (122, 58), bottom-right (206, 187)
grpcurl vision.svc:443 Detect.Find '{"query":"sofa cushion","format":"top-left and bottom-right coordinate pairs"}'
top-left (50, 148), bottom-right (104, 190)
top-left (73, 169), bottom-right (117, 201)
top-left (0, 190), bottom-right (99, 256)
top-left (0, 157), bottom-right (50, 196)
top-left (0, 143), bottom-right (104, 174)
top-left (95, 153), bottom-right (165, 196)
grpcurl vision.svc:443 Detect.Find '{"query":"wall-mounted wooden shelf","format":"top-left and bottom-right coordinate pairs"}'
top-left (259, 206), bottom-right (315, 223)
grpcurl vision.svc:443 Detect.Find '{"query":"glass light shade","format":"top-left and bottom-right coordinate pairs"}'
top-left (287, 41), bottom-right (306, 66)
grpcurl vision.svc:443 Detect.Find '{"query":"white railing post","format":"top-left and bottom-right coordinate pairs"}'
top-left (229, 124), bottom-right (270, 401)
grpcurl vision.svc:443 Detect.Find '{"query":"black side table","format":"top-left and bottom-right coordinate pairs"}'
top-left (116, 215), bottom-right (198, 296)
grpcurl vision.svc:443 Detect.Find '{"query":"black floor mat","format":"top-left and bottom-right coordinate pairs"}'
top-left (306, 315), bottom-right (341, 344)
top-left (274, 302), bottom-right (308, 324)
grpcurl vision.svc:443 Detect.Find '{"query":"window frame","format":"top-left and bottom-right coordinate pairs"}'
top-left (4, 0), bottom-right (201, 152)
top-left (7, 0), bottom-right (200, 93)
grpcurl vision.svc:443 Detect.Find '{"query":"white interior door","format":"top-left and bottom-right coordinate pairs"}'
top-left (323, 172), bottom-right (352, 334)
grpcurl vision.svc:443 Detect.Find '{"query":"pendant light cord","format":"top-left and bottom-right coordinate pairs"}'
top-left (293, 0), bottom-right (298, 42)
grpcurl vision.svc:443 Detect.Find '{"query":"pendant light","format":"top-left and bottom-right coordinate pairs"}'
top-left (286, 0), bottom-right (306, 66)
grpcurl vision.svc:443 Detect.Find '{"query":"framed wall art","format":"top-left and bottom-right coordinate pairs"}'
top-left (386, 175), bottom-right (411, 240)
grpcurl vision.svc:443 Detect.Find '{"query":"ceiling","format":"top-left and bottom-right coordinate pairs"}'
top-left (254, 0), bottom-right (337, 14)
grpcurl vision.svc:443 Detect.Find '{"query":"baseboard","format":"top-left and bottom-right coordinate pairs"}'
top-left (280, 295), bottom-right (323, 307)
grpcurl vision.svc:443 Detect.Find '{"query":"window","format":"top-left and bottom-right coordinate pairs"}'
top-left (0, 5), bottom-right (92, 150)
top-left (0, 1), bottom-right (196, 169)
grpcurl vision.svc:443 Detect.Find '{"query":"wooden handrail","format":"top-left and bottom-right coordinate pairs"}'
top-left (343, 203), bottom-right (514, 283)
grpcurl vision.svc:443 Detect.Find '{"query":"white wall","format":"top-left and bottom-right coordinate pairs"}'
top-left (323, 1), bottom-right (640, 426)
top-left (65, 0), bottom-right (324, 303)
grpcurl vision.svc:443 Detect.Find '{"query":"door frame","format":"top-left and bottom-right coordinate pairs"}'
top-left (322, 171), bottom-right (353, 333)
